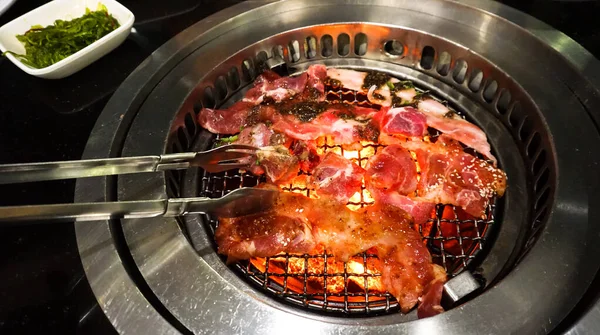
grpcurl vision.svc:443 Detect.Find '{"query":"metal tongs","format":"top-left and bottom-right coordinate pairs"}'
top-left (0, 144), bottom-right (257, 183)
top-left (0, 145), bottom-right (278, 223)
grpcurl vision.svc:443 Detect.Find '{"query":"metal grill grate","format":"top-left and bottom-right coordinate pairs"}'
top-left (197, 86), bottom-right (497, 316)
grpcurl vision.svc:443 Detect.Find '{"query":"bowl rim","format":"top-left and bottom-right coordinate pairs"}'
top-left (0, 0), bottom-right (135, 75)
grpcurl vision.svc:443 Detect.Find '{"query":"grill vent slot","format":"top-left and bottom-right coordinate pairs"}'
top-left (337, 33), bottom-right (350, 56)
top-left (256, 51), bottom-right (268, 67)
top-left (242, 59), bottom-right (255, 82)
top-left (193, 102), bottom-right (203, 116)
top-left (519, 116), bottom-right (532, 140)
top-left (496, 90), bottom-right (511, 114)
top-left (452, 59), bottom-right (468, 83)
top-left (214, 76), bottom-right (228, 101)
top-left (535, 187), bottom-right (551, 210)
top-left (436, 51), bottom-right (451, 76)
top-left (483, 80), bottom-right (498, 102)
top-left (273, 45), bottom-right (285, 61)
top-left (184, 113), bottom-right (197, 138)
top-left (508, 102), bottom-right (524, 129)
top-left (288, 40), bottom-right (301, 63)
top-left (305, 36), bottom-right (318, 59)
top-left (533, 208), bottom-right (548, 230)
top-left (202, 86), bottom-right (215, 109)
top-left (321, 35), bottom-right (334, 57)
top-left (354, 33), bottom-right (368, 56)
top-left (532, 150), bottom-right (546, 176)
top-left (227, 67), bottom-right (241, 90)
top-left (177, 128), bottom-right (189, 157)
top-left (535, 168), bottom-right (550, 192)
top-left (468, 69), bottom-right (483, 92)
top-left (526, 132), bottom-right (542, 157)
top-left (420, 46), bottom-right (435, 69)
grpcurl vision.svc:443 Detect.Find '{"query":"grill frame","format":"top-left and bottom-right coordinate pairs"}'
top-left (73, 1), bottom-right (600, 334)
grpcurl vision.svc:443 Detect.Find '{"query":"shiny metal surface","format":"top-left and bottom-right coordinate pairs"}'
top-left (566, 287), bottom-right (600, 335)
top-left (0, 187), bottom-right (278, 222)
top-left (74, 2), bottom-right (277, 334)
top-left (178, 59), bottom-right (526, 319)
top-left (74, 0), bottom-right (600, 334)
top-left (443, 271), bottom-right (481, 304)
top-left (0, 144), bottom-right (256, 184)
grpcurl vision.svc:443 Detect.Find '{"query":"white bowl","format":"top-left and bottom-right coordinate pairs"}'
top-left (0, 0), bottom-right (134, 79)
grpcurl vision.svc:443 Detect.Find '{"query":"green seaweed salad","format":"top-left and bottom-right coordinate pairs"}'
top-left (4, 4), bottom-right (120, 69)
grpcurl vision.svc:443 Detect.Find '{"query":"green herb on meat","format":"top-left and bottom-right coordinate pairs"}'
top-left (3, 4), bottom-right (120, 69)
top-left (218, 135), bottom-right (239, 145)
top-left (279, 101), bottom-right (329, 122)
top-left (388, 80), bottom-right (414, 92)
top-left (394, 80), bottom-right (415, 90)
top-left (362, 71), bottom-right (391, 89)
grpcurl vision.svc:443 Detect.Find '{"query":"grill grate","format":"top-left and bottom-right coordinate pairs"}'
top-left (197, 86), bottom-right (497, 316)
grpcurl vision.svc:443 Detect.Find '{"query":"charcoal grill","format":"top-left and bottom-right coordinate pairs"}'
top-left (74, 0), bottom-right (600, 334)
top-left (196, 85), bottom-right (499, 316)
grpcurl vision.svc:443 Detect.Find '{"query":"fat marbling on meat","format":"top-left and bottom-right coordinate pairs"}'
top-left (309, 152), bottom-right (365, 203)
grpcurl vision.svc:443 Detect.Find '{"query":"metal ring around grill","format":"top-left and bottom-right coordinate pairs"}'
top-left (74, 1), bottom-right (600, 334)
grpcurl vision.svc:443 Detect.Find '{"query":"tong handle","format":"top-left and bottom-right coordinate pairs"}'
top-left (0, 187), bottom-right (279, 223)
top-left (0, 196), bottom-right (221, 223)
top-left (0, 153), bottom-right (198, 185)
top-left (0, 199), bottom-right (169, 222)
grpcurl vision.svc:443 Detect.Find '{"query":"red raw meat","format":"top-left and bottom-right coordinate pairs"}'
top-left (198, 100), bottom-right (254, 134)
top-left (310, 152), bottom-right (365, 203)
top-left (234, 123), bottom-right (274, 147)
top-left (418, 99), bottom-right (495, 163)
top-left (254, 146), bottom-right (300, 184)
top-left (199, 99), bottom-right (380, 146)
top-left (302, 64), bottom-right (328, 101)
top-left (403, 136), bottom-right (506, 218)
top-left (289, 140), bottom-right (321, 172)
top-left (416, 265), bottom-right (446, 318)
top-left (367, 187), bottom-right (436, 226)
top-left (271, 103), bottom-right (380, 145)
top-left (365, 144), bottom-right (417, 195)
top-left (243, 71), bottom-right (308, 104)
top-left (377, 106), bottom-right (428, 137)
top-left (425, 115), bottom-right (495, 164)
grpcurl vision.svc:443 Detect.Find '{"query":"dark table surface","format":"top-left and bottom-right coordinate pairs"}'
top-left (0, 0), bottom-right (598, 333)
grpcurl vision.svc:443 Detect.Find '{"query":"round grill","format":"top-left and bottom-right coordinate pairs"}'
top-left (194, 83), bottom-right (499, 315)
top-left (74, 1), bottom-right (600, 334)
top-left (169, 22), bottom-right (533, 318)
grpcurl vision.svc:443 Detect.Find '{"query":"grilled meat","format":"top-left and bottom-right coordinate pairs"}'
top-left (309, 152), bottom-right (365, 203)
top-left (215, 189), bottom-right (446, 314)
top-left (200, 65), bottom-right (508, 319)
top-left (403, 135), bottom-right (506, 218)
top-left (365, 144), bottom-right (417, 195)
